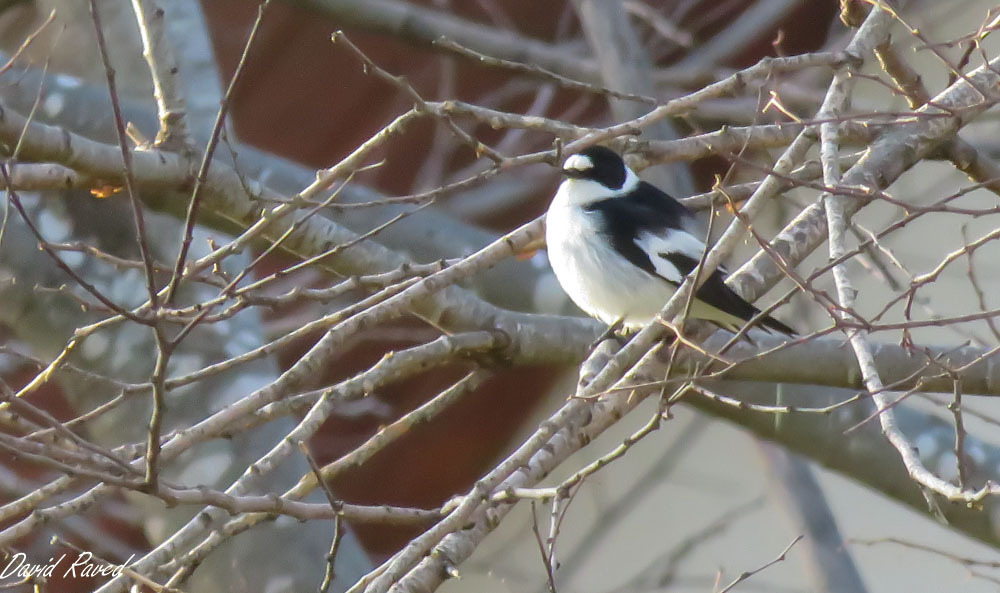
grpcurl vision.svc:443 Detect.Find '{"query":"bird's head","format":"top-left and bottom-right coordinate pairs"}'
top-left (561, 146), bottom-right (636, 192)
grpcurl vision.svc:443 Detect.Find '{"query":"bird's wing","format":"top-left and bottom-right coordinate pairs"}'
top-left (646, 248), bottom-right (758, 319)
top-left (635, 229), bottom-right (719, 284)
top-left (649, 249), bottom-right (795, 335)
top-left (584, 182), bottom-right (699, 280)
top-left (586, 186), bottom-right (794, 334)
top-left (628, 181), bottom-right (695, 224)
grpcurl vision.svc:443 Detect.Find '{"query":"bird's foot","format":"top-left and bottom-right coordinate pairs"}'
top-left (588, 318), bottom-right (629, 354)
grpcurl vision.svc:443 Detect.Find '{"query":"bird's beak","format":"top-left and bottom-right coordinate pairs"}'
top-left (561, 167), bottom-right (588, 179)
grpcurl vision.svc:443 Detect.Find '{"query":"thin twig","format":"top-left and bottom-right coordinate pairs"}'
top-left (298, 442), bottom-right (344, 593)
top-left (433, 37), bottom-right (660, 104)
top-left (164, 0), bottom-right (272, 305)
top-left (716, 535), bottom-right (803, 593)
top-left (88, 0), bottom-right (161, 310)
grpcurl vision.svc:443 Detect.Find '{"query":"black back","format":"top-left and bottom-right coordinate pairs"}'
top-left (584, 180), bottom-right (694, 278)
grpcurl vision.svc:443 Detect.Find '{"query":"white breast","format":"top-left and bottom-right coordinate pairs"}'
top-left (545, 180), bottom-right (676, 328)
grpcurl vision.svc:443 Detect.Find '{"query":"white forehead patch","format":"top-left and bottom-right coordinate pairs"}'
top-left (562, 153), bottom-right (594, 173)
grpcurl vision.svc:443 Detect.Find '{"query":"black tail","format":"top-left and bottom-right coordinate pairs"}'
top-left (692, 267), bottom-right (795, 336)
top-left (654, 251), bottom-right (796, 337)
top-left (757, 313), bottom-right (795, 336)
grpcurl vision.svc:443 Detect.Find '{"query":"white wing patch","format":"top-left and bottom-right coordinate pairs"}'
top-left (635, 229), bottom-right (725, 284)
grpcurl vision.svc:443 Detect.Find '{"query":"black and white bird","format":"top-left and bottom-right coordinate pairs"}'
top-left (545, 145), bottom-right (794, 335)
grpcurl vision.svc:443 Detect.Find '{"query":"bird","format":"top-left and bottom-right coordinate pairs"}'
top-left (545, 145), bottom-right (794, 336)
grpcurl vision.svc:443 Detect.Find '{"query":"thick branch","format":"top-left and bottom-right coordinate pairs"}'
top-left (130, 0), bottom-right (191, 148)
top-left (730, 53), bottom-right (1000, 302)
